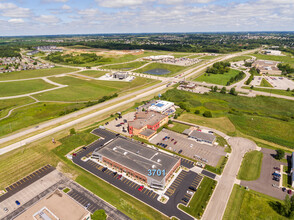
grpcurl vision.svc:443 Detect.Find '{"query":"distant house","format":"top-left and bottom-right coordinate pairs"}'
top-left (27, 50), bottom-right (39, 56)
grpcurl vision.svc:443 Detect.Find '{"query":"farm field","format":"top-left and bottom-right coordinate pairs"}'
top-left (194, 69), bottom-right (242, 86)
top-left (136, 62), bottom-right (187, 76)
top-left (237, 150), bottom-right (263, 180)
top-left (102, 61), bottom-right (147, 70)
top-left (79, 70), bottom-right (108, 78)
top-left (0, 67), bottom-right (78, 80)
top-left (162, 89), bottom-right (294, 147)
top-left (223, 185), bottom-right (286, 220)
top-left (0, 79), bottom-right (56, 97)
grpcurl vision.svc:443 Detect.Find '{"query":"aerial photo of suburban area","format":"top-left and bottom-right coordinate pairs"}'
top-left (0, 0), bottom-right (294, 220)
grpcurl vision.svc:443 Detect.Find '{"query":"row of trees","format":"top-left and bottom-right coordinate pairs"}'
top-left (245, 67), bottom-right (260, 85)
top-left (206, 61), bottom-right (231, 75)
top-left (0, 46), bottom-right (20, 57)
top-left (226, 71), bottom-right (245, 86)
top-left (278, 63), bottom-right (294, 74)
top-left (211, 86), bottom-right (238, 96)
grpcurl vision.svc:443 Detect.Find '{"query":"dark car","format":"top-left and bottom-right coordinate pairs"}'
top-left (157, 143), bottom-right (160, 146)
top-left (72, 153), bottom-right (77, 157)
top-left (273, 177), bottom-right (280, 181)
top-left (102, 167), bottom-right (108, 172)
top-left (288, 190), bottom-right (292, 195)
top-left (15, 200), bottom-right (20, 206)
top-left (116, 133), bottom-right (120, 136)
top-left (113, 172), bottom-right (117, 176)
top-left (182, 198), bottom-right (189, 203)
top-left (82, 146), bottom-right (87, 150)
top-left (282, 187), bottom-right (287, 192)
top-left (174, 141), bottom-right (177, 144)
top-left (85, 203), bottom-right (91, 209)
top-left (171, 138), bottom-right (174, 141)
top-left (178, 149), bottom-right (183, 154)
top-left (189, 186), bottom-right (197, 191)
top-left (117, 174), bottom-right (122, 179)
top-left (274, 167), bottom-right (281, 171)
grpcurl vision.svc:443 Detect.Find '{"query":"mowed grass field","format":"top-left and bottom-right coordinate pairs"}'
top-left (0, 129), bottom-right (168, 220)
top-left (162, 89), bottom-right (294, 147)
top-left (0, 102), bottom-right (87, 137)
top-left (225, 55), bottom-right (252, 62)
top-left (79, 70), bottom-right (108, 78)
top-left (0, 97), bottom-right (35, 118)
top-left (194, 69), bottom-right (242, 86)
top-left (260, 78), bottom-right (273, 87)
top-left (136, 62), bottom-right (187, 76)
top-left (237, 150), bottom-right (263, 180)
top-left (0, 79), bottom-right (56, 97)
top-left (243, 86), bottom-right (294, 97)
top-left (33, 76), bottom-right (157, 101)
top-left (223, 185), bottom-right (287, 220)
top-left (0, 67), bottom-right (78, 80)
top-left (179, 177), bottom-right (216, 219)
top-left (167, 122), bottom-right (191, 133)
top-left (102, 61), bottom-right (147, 70)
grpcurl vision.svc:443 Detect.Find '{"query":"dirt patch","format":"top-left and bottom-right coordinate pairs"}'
top-left (56, 162), bottom-right (78, 180)
top-left (168, 124), bottom-right (174, 128)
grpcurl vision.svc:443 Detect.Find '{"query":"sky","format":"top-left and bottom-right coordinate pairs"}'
top-left (0, 0), bottom-right (293, 36)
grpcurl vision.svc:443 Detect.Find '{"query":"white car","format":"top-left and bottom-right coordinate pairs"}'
top-left (187, 190), bottom-right (194, 195)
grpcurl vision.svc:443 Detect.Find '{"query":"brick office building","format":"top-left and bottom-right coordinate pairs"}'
top-left (92, 138), bottom-right (181, 189)
top-left (128, 111), bottom-right (168, 140)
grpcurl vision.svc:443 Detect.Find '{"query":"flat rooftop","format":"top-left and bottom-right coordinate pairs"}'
top-left (139, 128), bottom-right (156, 137)
top-left (93, 138), bottom-right (180, 182)
top-left (189, 130), bottom-right (216, 143)
top-left (128, 111), bottom-right (167, 130)
top-left (15, 190), bottom-right (89, 220)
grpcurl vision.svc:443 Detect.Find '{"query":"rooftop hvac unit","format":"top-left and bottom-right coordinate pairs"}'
top-left (157, 159), bottom-right (161, 163)
top-left (136, 151), bottom-right (140, 154)
top-left (113, 147), bottom-right (117, 151)
top-left (124, 152), bottom-right (128, 155)
top-left (152, 165), bottom-right (156, 169)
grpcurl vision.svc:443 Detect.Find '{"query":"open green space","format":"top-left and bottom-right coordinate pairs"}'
top-left (0, 79), bottom-right (56, 97)
top-left (201, 55), bottom-right (219, 60)
top-left (79, 70), bottom-right (108, 78)
top-left (260, 78), bottom-right (273, 87)
top-left (0, 102), bottom-right (87, 137)
top-left (136, 62), bottom-right (187, 76)
top-left (0, 97), bottom-right (35, 118)
top-left (162, 89), bottom-right (294, 147)
top-left (250, 53), bottom-right (294, 67)
top-left (243, 86), bottom-right (294, 97)
top-left (194, 69), bottom-right (242, 86)
top-left (33, 76), bottom-right (157, 102)
top-left (167, 122), bottom-right (190, 133)
top-left (103, 61), bottom-right (147, 70)
top-left (225, 55), bottom-right (252, 62)
top-left (171, 52), bottom-right (193, 58)
top-left (237, 150), bottom-right (263, 180)
top-left (0, 67), bottom-right (78, 81)
top-left (179, 177), bottom-right (216, 219)
top-left (223, 185), bottom-right (287, 220)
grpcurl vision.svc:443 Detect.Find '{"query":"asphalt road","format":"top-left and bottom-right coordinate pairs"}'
top-left (73, 129), bottom-right (197, 220)
top-left (202, 137), bottom-right (257, 220)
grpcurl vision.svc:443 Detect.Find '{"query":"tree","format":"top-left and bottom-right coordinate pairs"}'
top-left (220, 87), bottom-right (226, 94)
top-left (276, 149), bottom-right (285, 160)
top-left (203, 111), bottom-right (212, 118)
top-left (69, 128), bottom-right (76, 135)
top-left (285, 194), bottom-right (292, 216)
top-left (287, 88), bottom-right (290, 92)
top-left (168, 119), bottom-right (173, 124)
top-left (229, 87), bottom-right (237, 96)
top-left (91, 209), bottom-right (107, 220)
top-left (194, 110), bottom-right (200, 114)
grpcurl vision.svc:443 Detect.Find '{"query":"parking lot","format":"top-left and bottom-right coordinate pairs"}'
top-left (264, 76), bottom-right (294, 90)
top-left (241, 148), bottom-right (287, 200)
top-left (104, 112), bottom-right (135, 135)
top-left (150, 129), bottom-right (226, 167)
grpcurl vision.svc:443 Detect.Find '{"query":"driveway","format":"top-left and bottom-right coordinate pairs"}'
top-left (241, 148), bottom-right (287, 200)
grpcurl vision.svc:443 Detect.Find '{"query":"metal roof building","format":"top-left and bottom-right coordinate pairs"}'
top-left (189, 130), bottom-right (216, 144)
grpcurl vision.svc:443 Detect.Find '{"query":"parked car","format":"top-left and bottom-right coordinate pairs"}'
top-left (85, 203), bottom-right (91, 209)
top-left (178, 150), bottom-right (183, 154)
top-left (208, 131), bottom-right (214, 134)
top-left (116, 133), bottom-right (120, 136)
top-left (102, 167), bottom-right (107, 172)
top-left (120, 122), bottom-right (124, 125)
top-left (112, 172), bottom-right (117, 176)
top-left (15, 200), bottom-right (20, 206)
top-left (171, 138), bottom-right (174, 141)
top-left (189, 186), bottom-right (197, 191)
top-left (273, 172), bottom-right (281, 177)
top-left (272, 184), bottom-right (279, 188)
top-left (274, 167), bottom-right (281, 171)
top-left (187, 190), bottom-right (194, 195)
top-left (138, 186), bottom-right (144, 191)
top-left (72, 153), bottom-right (77, 157)
top-left (273, 177), bottom-right (280, 181)
top-left (182, 198), bottom-right (189, 203)
top-left (3, 207), bottom-right (8, 212)
top-left (174, 141), bottom-right (177, 145)
top-left (282, 187), bottom-right (287, 192)
top-left (82, 146), bottom-right (87, 150)
top-left (117, 174), bottom-right (122, 179)
top-left (288, 190), bottom-right (292, 195)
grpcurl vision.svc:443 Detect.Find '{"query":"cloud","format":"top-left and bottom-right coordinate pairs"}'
top-left (78, 8), bottom-right (99, 17)
top-left (36, 15), bottom-right (61, 24)
top-left (8, 18), bottom-right (24, 23)
top-left (42, 0), bottom-right (68, 2)
top-left (61, 4), bottom-right (71, 10)
top-left (95, 0), bottom-right (153, 8)
top-left (0, 3), bottom-right (31, 18)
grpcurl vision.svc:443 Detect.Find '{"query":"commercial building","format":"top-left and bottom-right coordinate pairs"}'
top-left (128, 111), bottom-right (168, 140)
top-left (148, 100), bottom-right (175, 114)
top-left (263, 50), bottom-right (282, 56)
top-left (92, 138), bottom-right (181, 189)
top-left (15, 190), bottom-right (91, 220)
top-left (113, 71), bottom-right (129, 80)
top-left (143, 55), bottom-right (174, 61)
top-left (252, 60), bottom-right (282, 75)
top-left (183, 129), bottom-right (216, 145)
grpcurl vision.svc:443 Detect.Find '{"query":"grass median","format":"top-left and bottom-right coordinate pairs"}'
top-left (237, 150), bottom-right (263, 180)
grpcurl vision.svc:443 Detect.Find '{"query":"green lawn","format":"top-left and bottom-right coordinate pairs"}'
top-left (0, 67), bottom-right (78, 80)
top-left (200, 55), bottom-right (219, 60)
top-left (179, 177), bottom-right (216, 219)
top-left (225, 55), bottom-right (252, 62)
top-left (187, 54), bottom-right (202, 59)
top-left (34, 76), bottom-right (158, 102)
top-left (0, 79), bottom-right (56, 97)
top-left (243, 86), bottom-right (294, 97)
top-left (260, 78), bottom-right (273, 87)
top-left (136, 62), bottom-right (187, 77)
top-left (194, 69), bottom-right (242, 86)
top-left (223, 185), bottom-right (287, 220)
top-left (79, 70), bottom-right (108, 78)
top-left (0, 102), bottom-right (87, 138)
top-left (171, 53), bottom-right (193, 58)
top-left (103, 61), bottom-right (147, 70)
top-left (237, 150), bottom-right (263, 180)
top-left (0, 97), bottom-right (35, 118)
top-left (167, 122), bottom-right (190, 133)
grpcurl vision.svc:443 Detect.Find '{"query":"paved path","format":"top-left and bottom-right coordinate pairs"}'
top-left (202, 137), bottom-right (257, 220)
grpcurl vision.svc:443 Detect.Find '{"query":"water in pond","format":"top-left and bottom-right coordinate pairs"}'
top-left (143, 68), bottom-right (171, 75)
